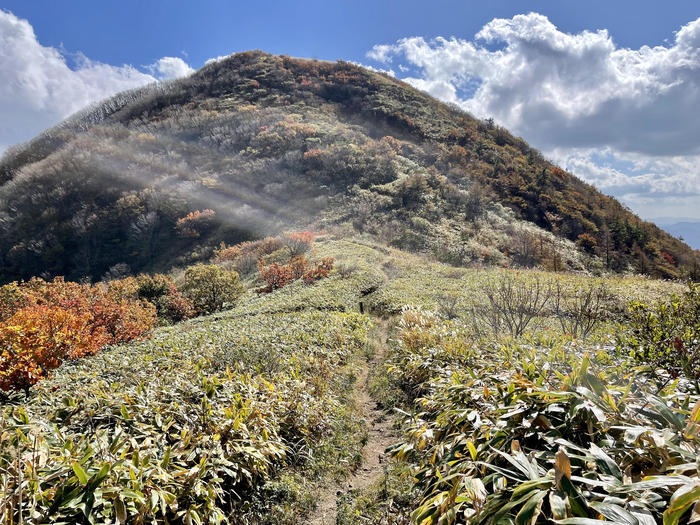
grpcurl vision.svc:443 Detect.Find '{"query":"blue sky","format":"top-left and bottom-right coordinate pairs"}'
top-left (1, 1), bottom-right (700, 224)
top-left (4, 1), bottom-right (698, 68)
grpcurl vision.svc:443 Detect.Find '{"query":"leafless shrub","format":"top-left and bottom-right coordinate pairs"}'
top-left (235, 253), bottom-right (258, 276)
top-left (282, 231), bottom-right (314, 257)
top-left (509, 226), bottom-right (538, 267)
top-left (473, 273), bottom-right (553, 337)
top-left (438, 294), bottom-right (460, 320)
top-left (552, 282), bottom-right (614, 339)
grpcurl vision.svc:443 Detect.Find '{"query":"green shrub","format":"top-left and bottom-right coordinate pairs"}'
top-left (107, 274), bottom-right (194, 323)
top-left (618, 281), bottom-right (700, 393)
top-left (0, 304), bottom-right (370, 523)
top-left (181, 264), bottom-right (244, 315)
top-left (387, 308), bottom-right (700, 525)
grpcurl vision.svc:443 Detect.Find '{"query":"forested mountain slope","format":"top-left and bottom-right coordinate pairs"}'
top-left (1, 50), bottom-right (697, 282)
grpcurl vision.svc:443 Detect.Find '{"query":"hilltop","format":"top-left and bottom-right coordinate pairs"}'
top-left (0, 50), bottom-right (698, 282)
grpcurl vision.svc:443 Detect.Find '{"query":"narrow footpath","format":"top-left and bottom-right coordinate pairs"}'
top-left (307, 319), bottom-right (396, 525)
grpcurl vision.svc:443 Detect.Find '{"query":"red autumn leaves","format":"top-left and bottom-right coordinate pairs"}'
top-left (0, 278), bottom-right (156, 392)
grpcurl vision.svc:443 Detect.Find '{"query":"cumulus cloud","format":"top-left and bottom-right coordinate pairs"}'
top-left (0, 10), bottom-right (194, 152)
top-left (147, 56), bottom-right (194, 80)
top-left (367, 13), bottom-right (700, 219)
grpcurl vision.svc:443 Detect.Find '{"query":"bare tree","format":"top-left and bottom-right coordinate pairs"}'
top-left (510, 226), bottom-right (538, 267)
top-left (552, 282), bottom-right (613, 339)
top-left (473, 273), bottom-right (553, 337)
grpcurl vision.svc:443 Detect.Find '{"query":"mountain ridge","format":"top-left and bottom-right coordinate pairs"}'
top-left (653, 218), bottom-right (700, 250)
top-left (0, 50), bottom-right (698, 282)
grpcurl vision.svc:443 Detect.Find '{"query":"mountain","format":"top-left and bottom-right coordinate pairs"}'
top-left (1, 50), bottom-right (698, 282)
top-left (653, 218), bottom-right (700, 250)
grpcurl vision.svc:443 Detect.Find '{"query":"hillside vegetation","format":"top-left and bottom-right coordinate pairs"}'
top-left (1, 236), bottom-right (698, 524)
top-left (1, 50), bottom-right (699, 524)
top-left (0, 51), bottom-right (698, 282)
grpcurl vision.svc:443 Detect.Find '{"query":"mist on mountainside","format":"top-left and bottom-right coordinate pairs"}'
top-left (1, 31), bottom-right (699, 525)
top-left (1, 51), bottom-right (698, 283)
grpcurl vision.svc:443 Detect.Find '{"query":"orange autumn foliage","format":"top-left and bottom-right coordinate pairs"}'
top-left (107, 274), bottom-right (194, 323)
top-left (0, 278), bottom-right (156, 393)
top-left (660, 251), bottom-right (676, 266)
top-left (0, 305), bottom-right (95, 393)
top-left (175, 209), bottom-right (216, 238)
top-left (282, 231), bottom-right (315, 256)
top-left (301, 257), bottom-right (335, 284)
top-left (213, 237), bottom-right (284, 263)
top-left (257, 261), bottom-right (295, 292)
top-left (214, 231), bottom-right (316, 265)
top-left (257, 256), bottom-right (334, 293)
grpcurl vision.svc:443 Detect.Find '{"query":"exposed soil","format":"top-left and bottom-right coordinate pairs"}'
top-left (307, 319), bottom-right (395, 525)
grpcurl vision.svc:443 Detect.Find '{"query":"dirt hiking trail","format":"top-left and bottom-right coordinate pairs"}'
top-left (307, 318), bottom-right (396, 525)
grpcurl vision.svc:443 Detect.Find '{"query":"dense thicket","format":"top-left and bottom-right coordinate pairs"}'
top-left (1, 51), bottom-right (697, 281)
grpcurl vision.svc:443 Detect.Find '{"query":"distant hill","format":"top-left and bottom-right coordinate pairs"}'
top-left (0, 50), bottom-right (698, 282)
top-left (654, 219), bottom-right (700, 250)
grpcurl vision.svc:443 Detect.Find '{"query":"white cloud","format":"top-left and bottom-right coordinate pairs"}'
top-left (205, 54), bottom-right (233, 65)
top-left (551, 148), bottom-right (699, 193)
top-left (366, 44), bottom-right (394, 62)
top-left (553, 152), bottom-right (639, 191)
top-left (403, 76), bottom-right (457, 102)
top-left (0, 10), bottom-right (194, 152)
top-left (147, 56), bottom-right (194, 80)
top-left (541, 146), bottom-right (700, 220)
top-left (367, 13), bottom-right (700, 219)
top-left (349, 61), bottom-right (396, 77)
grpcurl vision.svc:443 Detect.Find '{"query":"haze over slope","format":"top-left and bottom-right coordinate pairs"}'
top-left (655, 219), bottom-right (700, 250)
top-left (0, 51), bottom-right (697, 282)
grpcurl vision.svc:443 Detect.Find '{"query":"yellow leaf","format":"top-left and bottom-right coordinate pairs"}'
top-left (467, 439), bottom-right (478, 461)
top-left (684, 399), bottom-right (700, 439)
top-left (554, 447), bottom-right (571, 490)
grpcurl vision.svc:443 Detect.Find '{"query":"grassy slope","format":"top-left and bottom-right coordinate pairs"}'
top-left (1, 237), bottom-right (689, 523)
top-left (0, 244), bottom-right (380, 523)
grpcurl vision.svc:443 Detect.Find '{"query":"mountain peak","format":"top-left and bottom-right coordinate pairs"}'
top-left (0, 51), bottom-right (698, 282)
